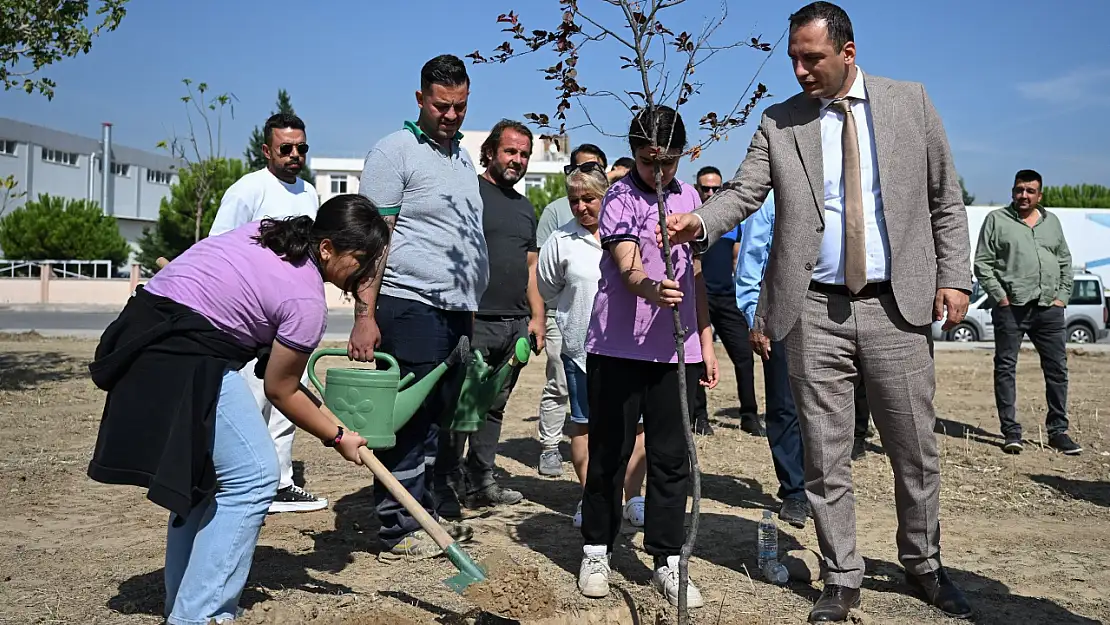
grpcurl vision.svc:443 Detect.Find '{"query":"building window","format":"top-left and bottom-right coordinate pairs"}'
top-left (524, 174), bottom-right (545, 191)
top-left (147, 170), bottom-right (173, 185)
top-left (99, 160), bottom-right (130, 176)
top-left (42, 148), bottom-right (79, 166)
top-left (0, 140), bottom-right (16, 156)
top-left (330, 174), bottom-right (348, 194)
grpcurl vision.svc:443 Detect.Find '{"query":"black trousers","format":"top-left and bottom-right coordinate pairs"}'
top-left (436, 315), bottom-right (528, 493)
top-left (853, 379), bottom-right (872, 439)
top-left (373, 295), bottom-right (471, 548)
top-left (991, 304), bottom-right (1069, 437)
top-left (582, 354), bottom-right (697, 557)
top-left (706, 292), bottom-right (759, 417)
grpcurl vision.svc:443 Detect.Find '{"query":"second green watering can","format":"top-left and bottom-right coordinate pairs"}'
top-left (307, 337), bottom-right (470, 449)
top-left (446, 336), bottom-right (531, 433)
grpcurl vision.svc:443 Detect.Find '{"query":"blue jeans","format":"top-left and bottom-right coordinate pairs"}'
top-left (764, 340), bottom-right (806, 501)
top-left (164, 369), bottom-right (279, 625)
top-left (562, 354), bottom-right (589, 425)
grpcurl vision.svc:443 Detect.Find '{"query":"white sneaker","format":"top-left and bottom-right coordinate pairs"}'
top-left (622, 496), bottom-right (645, 528)
top-left (652, 555), bottom-right (704, 608)
top-left (573, 500), bottom-right (583, 528)
top-left (578, 545), bottom-right (611, 598)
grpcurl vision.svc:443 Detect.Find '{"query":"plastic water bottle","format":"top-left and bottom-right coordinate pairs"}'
top-left (757, 509), bottom-right (778, 569)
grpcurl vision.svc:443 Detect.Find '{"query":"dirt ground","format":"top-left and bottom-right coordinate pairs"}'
top-left (1, 333), bottom-right (1108, 625)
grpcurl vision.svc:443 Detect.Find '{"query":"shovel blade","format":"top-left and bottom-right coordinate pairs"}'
top-left (441, 542), bottom-right (488, 593)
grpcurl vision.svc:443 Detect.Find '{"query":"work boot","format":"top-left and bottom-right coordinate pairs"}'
top-left (434, 474), bottom-right (465, 520)
top-left (465, 483), bottom-right (524, 509)
top-left (693, 416), bottom-right (714, 436)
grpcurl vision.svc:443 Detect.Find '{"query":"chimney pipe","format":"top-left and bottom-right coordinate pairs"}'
top-left (101, 122), bottom-right (112, 215)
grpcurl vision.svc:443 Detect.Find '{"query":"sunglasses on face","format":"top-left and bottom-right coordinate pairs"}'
top-left (699, 185), bottom-right (721, 194)
top-left (277, 143), bottom-right (310, 156)
top-left (564, 161), bottom-right (604, 176)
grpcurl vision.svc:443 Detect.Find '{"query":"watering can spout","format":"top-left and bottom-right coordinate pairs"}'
top-left (392, 336), bottom-right (472, 429)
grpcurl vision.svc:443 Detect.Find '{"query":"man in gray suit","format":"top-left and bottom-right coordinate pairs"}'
top-left (664, 2), bottom-right (972, 622)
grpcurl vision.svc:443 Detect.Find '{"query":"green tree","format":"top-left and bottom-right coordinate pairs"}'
top-left (1041, 184), bottom-right (1110, 209)
top-left (244, 89), bottom-right (313, 183)
top-left (959, 176), bottom-right (975, 206)
top-left (135, 157), bottom-right (248, 273)
top-left (526, 175), bottom-right (567, 218)
top-left (0, 194), bottom-right (129, 267)
top-left (1, 0), bottom-right (130, 99)
top-left (157, 78), bottom-right (236, 244)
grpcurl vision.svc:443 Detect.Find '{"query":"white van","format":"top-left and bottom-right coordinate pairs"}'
top-left (932, 270), bottom-right (1109, 344)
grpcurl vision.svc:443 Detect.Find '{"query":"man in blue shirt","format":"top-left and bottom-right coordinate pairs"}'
top-left (692, 166), bottom-right (763, 437)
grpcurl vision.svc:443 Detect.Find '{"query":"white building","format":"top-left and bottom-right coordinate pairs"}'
top-left (311, 129), bottom-right (570, 205)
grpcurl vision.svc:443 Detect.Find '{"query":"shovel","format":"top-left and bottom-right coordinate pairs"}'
top-left (298, 382), bottom-right (488, 593)
top-left (152, 257), bottom-right (488, 593)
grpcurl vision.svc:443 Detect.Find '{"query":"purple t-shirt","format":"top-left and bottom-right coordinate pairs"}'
top-left (584, 175), bottom-right (703, 364)
top-left (145, 221), bottom-right (328, 353)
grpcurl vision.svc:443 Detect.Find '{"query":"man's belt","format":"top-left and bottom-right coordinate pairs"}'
top-left (808, 280), bottom-right (892, 299)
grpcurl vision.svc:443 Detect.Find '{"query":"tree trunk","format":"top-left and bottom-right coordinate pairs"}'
top-left (652, 161), bottom-right (701, 625)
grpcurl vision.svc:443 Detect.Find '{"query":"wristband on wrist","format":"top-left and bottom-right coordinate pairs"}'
top-left (323, 426), bottom-right (344, 448)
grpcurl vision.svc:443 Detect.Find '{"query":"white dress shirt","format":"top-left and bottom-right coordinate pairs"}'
top-left (814, 67), bottom-right (891, 285)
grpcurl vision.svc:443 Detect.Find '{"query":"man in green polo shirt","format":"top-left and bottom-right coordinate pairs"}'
top-left (973, 168), bottom-right (1080, 456)
top-left (355, 54), bottom-right (488, 558)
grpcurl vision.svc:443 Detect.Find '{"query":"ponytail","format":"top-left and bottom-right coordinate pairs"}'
top-left (253, 216), bottom-right (316, 264)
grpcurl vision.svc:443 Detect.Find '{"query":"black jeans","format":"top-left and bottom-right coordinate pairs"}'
top-left (436, 315), bottom-right (528, 494)
top-left (373, 295), bottom-right (472, 548)
top-left (991, 303), bottom-right (1069, 438)
top-left (706, 292), bottom-right (759, 417)
top-left (582, 354), bottom-right (697, 557)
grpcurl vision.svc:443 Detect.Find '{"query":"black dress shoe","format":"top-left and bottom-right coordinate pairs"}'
top-left (808, 584), bottom-right (861, 622)
top-left (740, 414), bottom-right (767, 437)
top-left (851, 437), bottom-right (867, 461)
top-left (779, 497), bottom-right (810, 528)
top-left (905, 568), bottom-right (974, 619)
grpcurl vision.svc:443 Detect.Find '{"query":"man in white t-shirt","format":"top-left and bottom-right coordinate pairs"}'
top-left (209, 112), bottom-right (325, 513)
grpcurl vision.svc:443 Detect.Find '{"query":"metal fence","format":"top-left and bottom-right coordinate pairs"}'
top-left (0, 259), bottom-right (117, 279)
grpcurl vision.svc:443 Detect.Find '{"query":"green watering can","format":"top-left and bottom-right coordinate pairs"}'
top-left (307, 337), bottom-right (471, 449)
top-left (447, 336), bottom-right (531, 433)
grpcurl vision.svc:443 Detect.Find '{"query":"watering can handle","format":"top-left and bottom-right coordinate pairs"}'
top-left (306, 348), bottom-right (401, 395)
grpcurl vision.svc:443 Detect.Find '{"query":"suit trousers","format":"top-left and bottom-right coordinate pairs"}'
top-left (784, 289), bottom-right (941, 587)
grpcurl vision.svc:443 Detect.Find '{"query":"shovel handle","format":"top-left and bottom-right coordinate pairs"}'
top-left (298, 383), bottom-right (456, 551)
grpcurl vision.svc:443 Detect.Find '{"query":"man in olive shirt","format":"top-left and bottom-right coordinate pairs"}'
top-left (973, 169), bottom-right (1080, 456)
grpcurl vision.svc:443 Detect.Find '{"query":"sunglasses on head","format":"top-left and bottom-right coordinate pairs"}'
top-left (278, 143), bottom-right (310, 156)
top-left (564, 161), bottom-right (604, 176)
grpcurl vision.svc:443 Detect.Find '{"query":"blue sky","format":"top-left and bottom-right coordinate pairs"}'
top-left (2, 0), bottom-right (1107, 204)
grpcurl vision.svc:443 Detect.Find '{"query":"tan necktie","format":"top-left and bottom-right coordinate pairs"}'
top-left (832, 98), bottom-right (866, 294)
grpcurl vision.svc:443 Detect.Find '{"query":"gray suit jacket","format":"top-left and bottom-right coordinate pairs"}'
top-left (696, 73), bottom-right (972, 341)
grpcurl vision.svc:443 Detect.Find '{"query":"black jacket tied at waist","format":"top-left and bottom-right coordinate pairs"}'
top-left (87, 285), bottom-right (258, 522)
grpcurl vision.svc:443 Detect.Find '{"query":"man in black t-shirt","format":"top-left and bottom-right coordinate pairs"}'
top-left (435, 120), bottom-right (544, 515)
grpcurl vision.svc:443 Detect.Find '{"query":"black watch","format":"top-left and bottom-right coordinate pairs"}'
top-left (323, 426), bottom-right (344, 448)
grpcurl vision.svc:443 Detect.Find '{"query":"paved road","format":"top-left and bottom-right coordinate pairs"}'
top-left (0, 309), bottom-right (356, 341)
top-left (2, 309), bottom-right (1108, 351)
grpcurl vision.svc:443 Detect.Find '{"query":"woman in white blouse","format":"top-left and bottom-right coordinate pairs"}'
top-left (537, 164), bottom-right (647, 529)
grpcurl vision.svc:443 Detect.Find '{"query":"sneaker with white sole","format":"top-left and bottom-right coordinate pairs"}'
top-left (578, 545), bottom-right (611, 598)
top-left (623, 496), bottom-right (645, 528)
top-left (268, 485), bottom-right (328, 513)
top-left (652, 555), bottom-right (705, 608)
top-left (573, 500), bottom-right (583, 528)
top-left (539, 449), bottom-right (564, 477)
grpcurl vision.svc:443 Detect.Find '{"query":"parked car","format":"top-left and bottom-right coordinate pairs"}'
top-left (932, 270), bottom-right (1109, 344)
